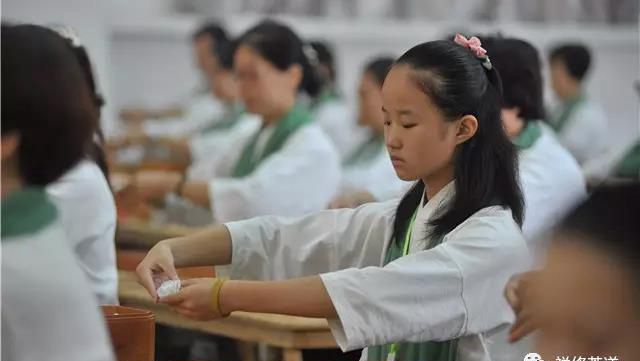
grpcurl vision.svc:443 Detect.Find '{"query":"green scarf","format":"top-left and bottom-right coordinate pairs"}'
top-left (367, 208), bottom-right (458, 361)
top-left (310, 88), bottom-right (340, 112)
top-left (614, 141), bottom-right (640, 179)
top-left (203, 102), bottom-right (245, 134)
top-left (231, 104), bottom-right (311, 178)
top-left (343, 133), bottom-right (385, 166)
top-left (550, 94), bottom-right (586, 133)
top-left (514, 120), bottom-right (542, 150)
top-left (1, 187), bottom-right (58, 239)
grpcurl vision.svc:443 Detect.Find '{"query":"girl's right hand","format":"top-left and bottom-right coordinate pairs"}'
top-left (136, 241), bottom-right (180, 301)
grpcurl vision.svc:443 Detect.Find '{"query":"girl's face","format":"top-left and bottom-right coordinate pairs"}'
top-left (357, 71), bottom-right (385, 134)
top-left (381, 65), bottom-right (472, 182)
top-left (208, 69), bottom-right (237, 102)
top-left (233, 45), bottom-right (300, 116)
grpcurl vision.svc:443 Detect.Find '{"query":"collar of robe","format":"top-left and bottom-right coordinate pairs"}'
top-left (343, 131), bottom-right (385, 166)
top-left (202, 101), bottom-right (246, 134)
top-left (614, 140), bottom-right (640, 179)
top-left (551, 93), bottom-right (586, 133)
top-left (310, 87), bottom-right (340, 112)
top-left (1, 187), bottom-right (58, 239)
top-left (231, 103), bottom-right (312, 178)
top-left (514, 120), bottom-right (542, 150)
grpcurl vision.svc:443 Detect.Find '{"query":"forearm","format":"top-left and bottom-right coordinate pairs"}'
top-left (220, 276), bottom-right (338, 318)
top-left (163, 224), bottom-right (232, 267)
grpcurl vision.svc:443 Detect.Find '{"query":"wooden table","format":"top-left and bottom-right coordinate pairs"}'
top-left (118, 271), bottom-right (336, 361)
top-left (116, 220), bottom-right (197, 249)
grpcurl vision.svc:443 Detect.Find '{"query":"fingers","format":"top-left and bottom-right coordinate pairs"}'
top-left (504, 277), bottom-right (521, 312)
top-left (159, 290), bottom-right (186, 306)
top-left (509, 309), bottom-right (537, 343)
top-left (136, 263), bottom-right (159, 300)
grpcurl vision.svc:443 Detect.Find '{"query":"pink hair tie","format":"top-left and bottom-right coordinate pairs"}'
top-left (454, 34), bottom-right (492, 70)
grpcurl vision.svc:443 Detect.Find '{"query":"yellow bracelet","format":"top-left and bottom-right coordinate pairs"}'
top-left (210, 278), bottom-right (228, 316)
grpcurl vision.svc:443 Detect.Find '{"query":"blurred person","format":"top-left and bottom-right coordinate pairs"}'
top-left (123, 20), bottom-right (340, 223)
top-left (45, 25), bottom-right (118, 305)
top-left (548, 43), bottom-right (609, 165)
top-left (505, 183), bottom-right (640, 361)
top-left (1, 23), bottom-right (114, 361)
top-left (482, 36), bottom-right (586, 250)
top-left (135, 36), bottom-right (529, 361)
top-left (330, 56), bottom-right (411, 208)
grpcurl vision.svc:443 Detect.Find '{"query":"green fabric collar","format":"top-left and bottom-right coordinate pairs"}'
top-left (551, 93), bottom-right (586, 132)
top-left (203, 102), bottom-right (245, 133)
top-left (310, 88), bottom-right (340, 111)
top-left (514, 120), bottom-right (542, 150)
top-left (232, 103), bottom-right (312, 178)
top-left (614, 141), bottom-right (640, 179)
top-left (1, 187), bottom-right (58, 239)
top-left (343, 133), bottom-right (385, 166)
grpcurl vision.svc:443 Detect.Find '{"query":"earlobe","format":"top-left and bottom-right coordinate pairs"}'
top-left (455, 115), bottom-right (478, 145)
top-left (287, 64), bottom-right (303, 89)
top-left (0, 133), bottom-right (20, 161)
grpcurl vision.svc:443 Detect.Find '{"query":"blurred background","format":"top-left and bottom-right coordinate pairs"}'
top-left (3, 0), bottom-right (638, 143)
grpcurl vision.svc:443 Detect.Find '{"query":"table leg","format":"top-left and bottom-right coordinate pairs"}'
top-left (282, 348), bottom-right (303, 361)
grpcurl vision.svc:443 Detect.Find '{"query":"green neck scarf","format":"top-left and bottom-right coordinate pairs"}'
top-left (551, 93), bottom-right (586, 133)
top-left (343, 132), bottom-right (385, 166)
top-left (614, 141), bottom-right (640, 179)
top-left (1, 187), bottom-right (58, 239)
top-left (232, 103), bottom-right (311, 178)
top-left (203, 102), bottom-right (245, 133)
top-left (514, 120), bottom-right (542, 150)
top-left (310, 88), bottom-right (340, 112)
top-left (368, 205), bottom-right (458, 361)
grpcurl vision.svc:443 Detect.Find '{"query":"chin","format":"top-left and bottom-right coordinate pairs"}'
top-left (395, 171), bottom-right (419, 182)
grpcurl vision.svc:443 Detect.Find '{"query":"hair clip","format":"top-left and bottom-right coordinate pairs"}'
top-left (454, 34), bottom-right (492, 70)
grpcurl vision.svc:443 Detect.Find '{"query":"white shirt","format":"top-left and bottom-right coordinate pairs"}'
top-left (518, 124), bottom-right (587, 252)
top-left (550, 98), bottom-right (609, 165)
top-left (2, 216), bottom-right (115, 361)
top-left (47, 160), bottom-right (118, 305)
top-left (341, 143), bottom-right (412, 202)
top-left (313, 99), bottom-right (369, 161)
top-left (143, 92), bottom-right (225, 138)
top-left (224, 182), bottom-right (529, 361)
top-left (206, 122), bottom-right (341, 223)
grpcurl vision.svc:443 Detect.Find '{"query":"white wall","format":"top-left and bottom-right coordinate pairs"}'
top-left (2, 3), bottom-right (638, 141)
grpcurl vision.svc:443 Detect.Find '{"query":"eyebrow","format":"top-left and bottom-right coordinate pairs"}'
top-left (381, 107), bottom-right (413, 115)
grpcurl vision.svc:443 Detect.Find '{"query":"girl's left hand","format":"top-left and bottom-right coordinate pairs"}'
top-left (134, 170), bottom-right (181, 201)
top-left (159, 278), bottom-right (223, 321)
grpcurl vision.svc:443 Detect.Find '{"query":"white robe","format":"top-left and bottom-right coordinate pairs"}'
top-left (313, 99), bottom-right (369, 161)
top-left (550, 98), bottom-right (609, 165)
top-left (208, 122), bottom-right (341, 222)
top-left (518, 124), bottom-right (587, 253)
top-left (223, 182), bottom-right (529, 361)
top-left (340, 144), bottom-right (412, 201)
top-left (2, 213), bottom-right (115, 361)
top-left (46, 160), bottom-right (118, 305)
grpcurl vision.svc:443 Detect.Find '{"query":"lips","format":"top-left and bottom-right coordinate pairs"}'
top-left (390, 155), bottom-right (404, 167)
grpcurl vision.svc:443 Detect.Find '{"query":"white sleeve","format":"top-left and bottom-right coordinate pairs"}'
top-left (319, 210), bottom-right (529, 351)
top-left (560, 104), bottom-right (609, 165)
top-left (224, 200), bottom-right (398, 280)
top-left (209, 125), bottom-right (342, 222)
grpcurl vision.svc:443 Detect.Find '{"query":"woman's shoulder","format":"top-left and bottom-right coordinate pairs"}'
top-left (446, 206), bottom-right (527, 249)
top-left (46, 160), bottom-right (114, 208)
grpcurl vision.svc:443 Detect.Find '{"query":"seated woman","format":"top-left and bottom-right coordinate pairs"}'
top-left (124, 20), bottom-right (341, 223)
top-left (330, 56), bottom-right (411, 208)
top-left (2, 24), bottom-right (114, 361)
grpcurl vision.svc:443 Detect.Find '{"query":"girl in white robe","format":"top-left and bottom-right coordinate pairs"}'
top-left (331, 56), bottom-right (412, 208)
top-left (127, 20), bottom-right (340, 223)
top-left (137, 36), bottom-right (531, 361)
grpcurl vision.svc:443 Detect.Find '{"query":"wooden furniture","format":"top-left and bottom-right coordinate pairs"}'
top-left (118, 271), bottom-right (336, 361)
top-left (116, 219), bottom-right (197, 249)
top-left (102, 305), bottom-right (156, 361)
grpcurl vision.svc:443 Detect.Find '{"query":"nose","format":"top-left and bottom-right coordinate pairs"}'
top-left (385, 122), bottom-right (402, 150)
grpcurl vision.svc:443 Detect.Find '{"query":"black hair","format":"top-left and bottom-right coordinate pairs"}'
top-left (1, 24), bottom-right (96, 186)
top-left (192, 22), bottom-right (228, 45)
top-left (363, 56), bottom-right (395, 87)
top-left (391, 40), bottom-right (524, 243)
top-left (236, 20), bottom-right (322, 97)
top-left (549, 43), bottom-right (592, 81)
top-left (215, 38), bottom-right (236, 71)
top-left (309, 40), bottom-right (336, 82)
top-left (482, 36), bottom-right (545, 121)
top-left (556, 183), bottom-right (640, 292)
top-left (63, 40), bottom-right (111, 182)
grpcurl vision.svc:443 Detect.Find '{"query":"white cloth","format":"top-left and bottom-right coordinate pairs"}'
top-left (341, 145), bottom-right (412, 201)
top-left (2, 218), bottom-right (115, 361)
top-left (518, 124), bottom-right (587, 253)
top-left (550, 98), bottom-right (609, 165)
top-left (143, 92), bottom-right (225, 138)
top-left (313, 99), bottom-right (369, 161)
top-left (208, 122), bottom-right (341, 223)
top-left (188, 113), bottom-right (261, 163)
top-left (46, 160), bottom-right (118, 305)
top-left (225, 182), bottom-right (529, 361)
